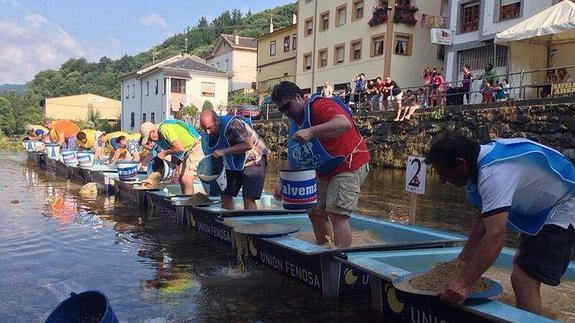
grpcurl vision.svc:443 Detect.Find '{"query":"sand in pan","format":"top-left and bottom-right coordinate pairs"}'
top-left (408, 260), bottom-right (489, 294)
top-left (292, 230), bottom-right (384, 249)
top-left (181, 193), bottom-right (214, 206)
top-left (136, 172), bottom-right (162, 189)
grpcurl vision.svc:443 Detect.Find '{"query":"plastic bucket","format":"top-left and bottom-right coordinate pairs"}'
top-left (23, 140), bottom-right (35, 152)
top-left (279, 169), bottom-right (317, 210)
top-left (45, 143), bottom-right (61, 160)
top-left (77, 151), bottom-right (95, 168)
top-left (147, 157), bottom-right (175, 181)
top-left (197, 155), bottom-right (227, 196)
top-left (61, 150), bottom-right (78, 166)
top-left (116, 160), bottom-right (139, 182)
top-left (44, 290), bottom-right (118, 323)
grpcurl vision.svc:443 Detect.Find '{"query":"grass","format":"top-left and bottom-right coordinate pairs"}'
top-left (0, 136), bottom-right (25, 150)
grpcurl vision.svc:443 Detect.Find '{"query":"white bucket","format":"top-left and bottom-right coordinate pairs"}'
top-left (77, 151), bottom-right (95, 168)
top-left (147, 157), bottom-right (176, 181)
top-left (197, 155), bottom-right (227, 196)
top-left (23, 140), bottom-right (35, 152)
top-left (279, 169), bottom-right (317, 210)
top-left (45, 143), bottom-right (61, 160)
top-left (116, 160), bottom-right (139, 182)
top-left (61, 150), bottom-right (78, 166)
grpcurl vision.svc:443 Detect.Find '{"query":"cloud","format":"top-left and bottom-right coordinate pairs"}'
top-left (137, 13), bottom-right (168, 29)
top-left (0, 14), bottom-right (84, 84)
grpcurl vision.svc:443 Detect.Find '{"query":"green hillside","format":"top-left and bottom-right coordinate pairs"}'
top-left (0, 2), bottom-right (297, 136)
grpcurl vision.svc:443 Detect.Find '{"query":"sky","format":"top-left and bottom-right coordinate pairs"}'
top-left (0, 0), bottom-right (293, 84)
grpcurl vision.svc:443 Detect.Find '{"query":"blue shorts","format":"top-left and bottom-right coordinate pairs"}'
top-left (516, 224), bottom-right (575, 286)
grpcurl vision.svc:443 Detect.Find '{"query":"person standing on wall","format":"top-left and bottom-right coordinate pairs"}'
top-left (199, 110), bottom-right (268, 210)
top-left (270, 81), bottom-right (370, 248)
top-left (425, 133), bottom-right (575, 316)
top-left (140, 120), bottom-right (202, 195)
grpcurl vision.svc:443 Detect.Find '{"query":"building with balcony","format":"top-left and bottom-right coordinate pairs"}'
top-left (120, 54), bottom-right (229, 132)
top-left (296, 0), bottom-right (445, 93)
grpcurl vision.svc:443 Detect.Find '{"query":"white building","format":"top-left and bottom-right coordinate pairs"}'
top-left (444, 0), bottom-right (562, 86)
top-left (120, 54), bottom-right (229, 132)
top-left (206, 34), bottom-right (258, 93)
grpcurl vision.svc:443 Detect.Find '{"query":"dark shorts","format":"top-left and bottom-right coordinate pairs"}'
top-left (516, 224), bottom-right (575, 286)
top-left (222, 156), bottom-right (266, 199)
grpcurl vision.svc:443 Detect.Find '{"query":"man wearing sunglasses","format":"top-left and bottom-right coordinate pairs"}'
top-left (271, 81), bottom-right (370, 248)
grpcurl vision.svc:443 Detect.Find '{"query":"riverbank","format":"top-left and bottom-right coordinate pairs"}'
top-left (0, 136), bottom-right (22, 150)
top-left (254, 103), bottom-right (575, 168)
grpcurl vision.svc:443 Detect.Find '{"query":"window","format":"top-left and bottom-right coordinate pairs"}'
top-left (171, 79), bottom-right (185, 93)
top-left (142, 113), bottom-right (147, 123)
top-left (284, 36), bottom-right (290, 52)
top-left (303, 52), bottom-right (312, 71)
top-left (151, 112), bottom-right (155, 123)
top-left (334, 44), bottom-right (345, 65)
top-left (270, 41), bottom-right (276, 56)
top-left (125, 86), bottom-right (129, 99)
top-left (460, 1), bottom-right (480, 33)
top-left (457, 45), bottom-right (508, 71)
top-left (145, 81), bottom-right (149, 96)
top-left (131, 84), bottom-right (135, 98)
top-left (350, 39), bottom-right (362, 61)
top-left (499, 0), bottom-right (521, 21)
top-left (318, 48), bottom-right (328, 68)
top-left (130, 112), bottom-right (135, 128)
top-left (225, 59), bottom-right (229, 71)
top-left (352, 0), bottom-right (364, 21)
top-left (292, 34), bottom-right (297, 50)
top-left (394, 33), bottom-right (412, 56)
top-left (155, 79), bottom-right (159, 95)
top-left (371, 34), bottom-right (385, 57)
top-left (163, 79), bottom-right (166, 95)
top-left (320, 11), bottom-right (330, 32)
top-left (336, 4), bottom-right (347, 26)
top-left (305, 18), bottom-right (314, 36)
top-left (201, 82), bottom-right (215, 97)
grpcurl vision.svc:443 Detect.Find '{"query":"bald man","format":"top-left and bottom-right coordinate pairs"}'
top-left (200, 110), bottom-right (268, 210)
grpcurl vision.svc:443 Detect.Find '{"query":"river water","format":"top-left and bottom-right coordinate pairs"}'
top-left (1, 151), bottom-right (573, 322)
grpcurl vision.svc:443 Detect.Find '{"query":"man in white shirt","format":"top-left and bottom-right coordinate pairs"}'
top-left (425, 133), bottom-right (575, 316)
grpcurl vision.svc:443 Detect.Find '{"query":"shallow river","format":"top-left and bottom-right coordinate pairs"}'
top-left (1, 152), bottom-right (573, 322)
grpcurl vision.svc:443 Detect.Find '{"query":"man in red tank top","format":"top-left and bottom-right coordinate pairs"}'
top-left (271, 81), bottom-right (370, 247)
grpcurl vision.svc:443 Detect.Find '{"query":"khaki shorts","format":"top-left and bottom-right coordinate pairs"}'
top-left (180, 145), bottom-right (204, 177)
top-left (315, 163), bottom-right (369, 216)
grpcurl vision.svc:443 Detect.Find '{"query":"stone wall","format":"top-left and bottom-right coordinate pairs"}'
top-left (254, 103), bottom-right (575, 168)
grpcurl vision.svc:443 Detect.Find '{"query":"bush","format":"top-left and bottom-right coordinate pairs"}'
top-left (202, 100), bottom-right (214, 111)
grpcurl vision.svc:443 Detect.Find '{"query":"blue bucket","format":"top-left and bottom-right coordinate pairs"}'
top-left (116, 160), bottom-right (138, 182)
top-left (147, 157), bottom-right (175, 181)
top-left (279, 169), bottom-right (317, 210)
top-left (44, 290), bottom-right (118, 323)
top-left (45, 143), bottom-right (61, 160)
top-left (77, 151), bottom-right (95, 168)
top-left (197, 155), bottom-right (227, 196)
top-left (23, 140), bottom-right (36, 152)
top-left (62, 150), bottom-right (78, 166)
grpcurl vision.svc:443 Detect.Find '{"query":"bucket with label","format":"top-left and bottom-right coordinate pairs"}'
top-left (77, 151), bottom-right (95, 168)
top-left (279, 169), bottom-right (317, 210)
top-left (61, 150), bottom-right (78, 166)
top-left (147, 157), bottom-right (175, 181)
top-left (116, 160), bottom-right (139, 182)
top-left (45, 143), bottom-right (61, 160)
top-left (43, 290), bottom-right (118, 323)
top-left (23, 140), bottom-right (36, 152)
top-left (197, 155), bottom-right (227, 196)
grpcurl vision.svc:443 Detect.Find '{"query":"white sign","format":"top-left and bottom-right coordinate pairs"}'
top-left (405, 156), bottom-right (426, 195)
top-left (430, 28), bottom-right (454, 45)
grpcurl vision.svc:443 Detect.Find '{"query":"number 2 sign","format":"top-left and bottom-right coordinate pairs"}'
top-left (405, 156), bottom-right (426, 195)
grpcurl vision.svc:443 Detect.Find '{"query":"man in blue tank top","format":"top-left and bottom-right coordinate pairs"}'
top-left (425, 133), bottom-right (575, 316)
top-left (199, 110), bottom-right (268, 210)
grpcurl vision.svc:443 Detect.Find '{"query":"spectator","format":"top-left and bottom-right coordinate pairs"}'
top-left (542, 69), bottom-right (557, 98)
top-left (416, 88), bottom-right (426, 107)
top-left (397, 89), bottom-right (419, 121)
top-left (344, 82), bottom-right (352, 105)
top-left (371, 77), bottom-right (384, 111)
top-left (353, 73), bottom-right (365, 106)
top-left (420, 67), bottom-right (432, 107)
top-left (364, 80), bottom-right (377, 110)
top-left (482, 81), bottom-right (494, 103)
top-left (495, 80), bottom-right (509, 101)
top-left (557, 68), bottom-right (572, 82)
top-left (483, 63), bottom-right (498, 87)
top-left (433, 71), bottom-right (447, 106)
top-left (383, 76), bottom-right (403, 113)
top-left (321, 81), bottom-right (334, 98)
top-left (462, 64), bottom-right (473, 104)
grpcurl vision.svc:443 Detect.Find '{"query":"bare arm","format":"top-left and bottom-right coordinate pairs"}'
top-left (457, 211), bottom-right (486, 263)
top-left (310, 115), bottom-right (351, 139)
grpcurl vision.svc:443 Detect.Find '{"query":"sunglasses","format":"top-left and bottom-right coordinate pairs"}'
top-left (278, 96), bottom-right (295, 113)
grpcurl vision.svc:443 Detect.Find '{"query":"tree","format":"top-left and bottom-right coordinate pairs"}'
top-left (0, 97), bottom-right (16, 135)
top-left (202, 100), bottom-right (214, 111)
top-left (181, 104), bottom-right (199, 126)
